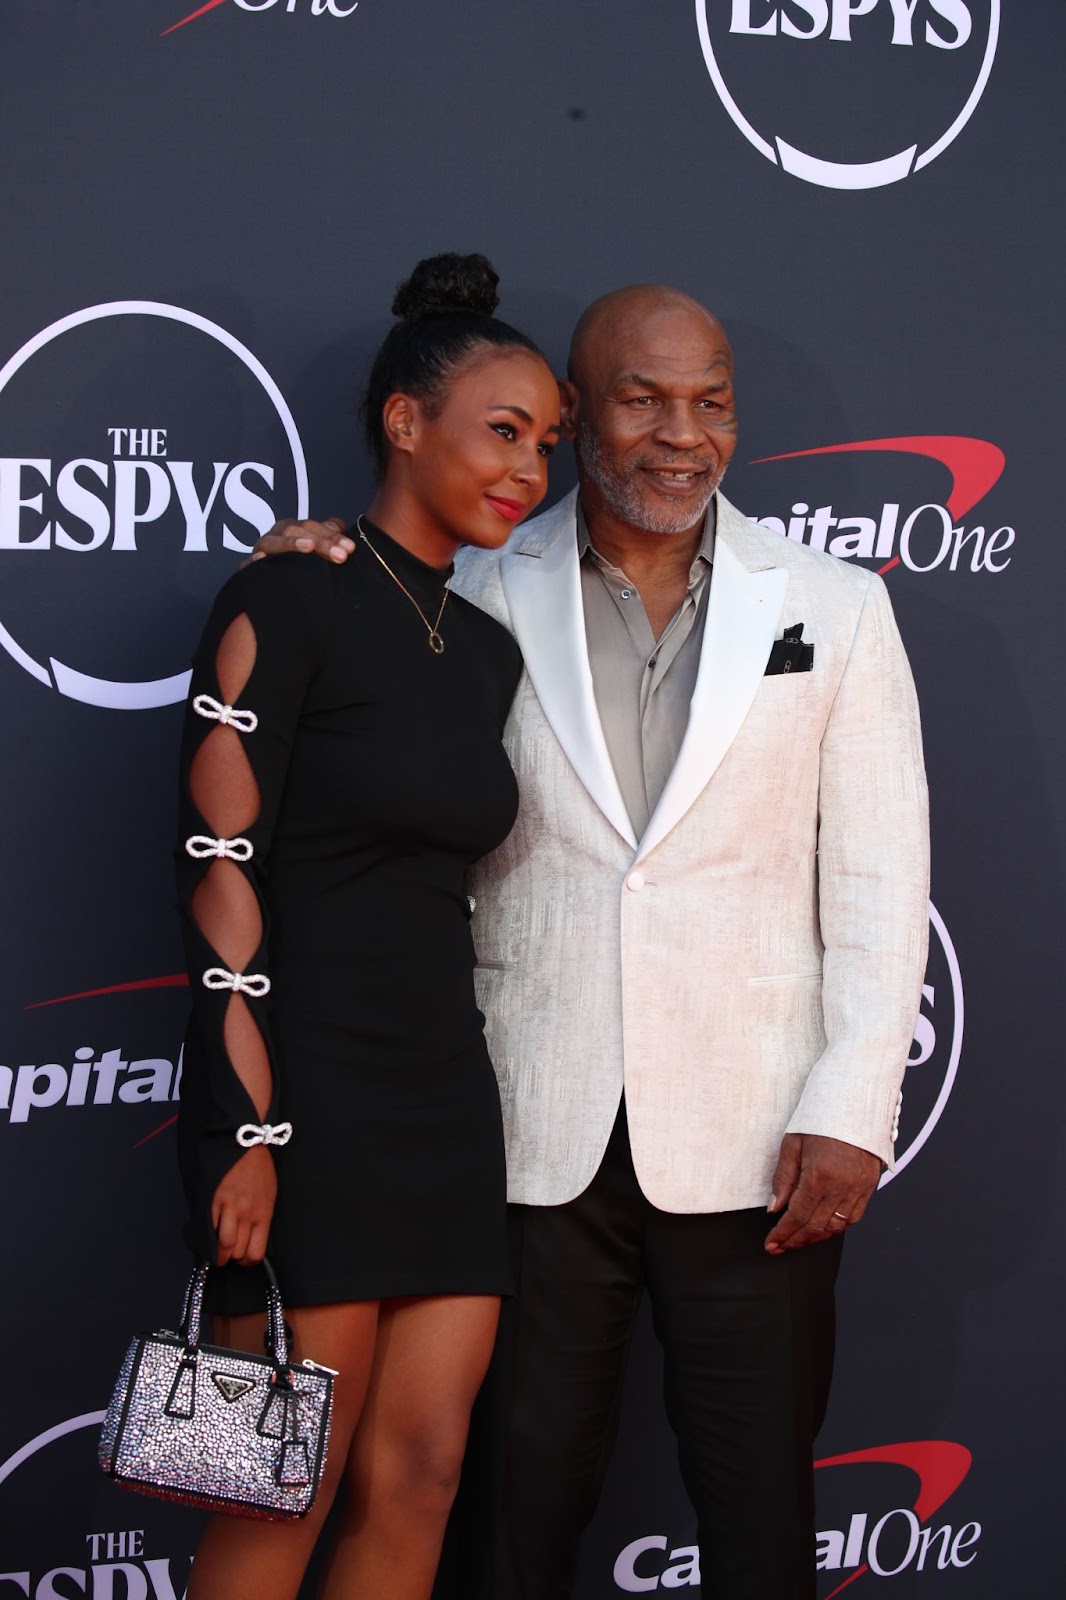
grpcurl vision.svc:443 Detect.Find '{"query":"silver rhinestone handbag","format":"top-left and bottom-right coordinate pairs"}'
top-left (99, 1260), bottom-right (335, 1520)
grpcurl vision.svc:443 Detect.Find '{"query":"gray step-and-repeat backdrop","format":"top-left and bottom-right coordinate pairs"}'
top-left (2, 3), bottom-right (1063, 1595)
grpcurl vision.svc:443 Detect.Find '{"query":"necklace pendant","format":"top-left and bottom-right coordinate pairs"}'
top-left (428, 632), bottom-right (445, 655)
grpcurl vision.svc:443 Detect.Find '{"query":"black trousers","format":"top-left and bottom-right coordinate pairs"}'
top-left (490, 1102), bottom-right (843, 1600)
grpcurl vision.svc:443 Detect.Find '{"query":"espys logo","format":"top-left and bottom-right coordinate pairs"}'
top-left (0, 302), bottom-right (307, 710)
top-left (748, 435), bottom-right (1012, 577)
top-left (695, 2), bottom-right (999, 189)
top-left (613, 1440), bottom-right (979, 1591)
top-left (0, 1413), bottom-right (193, 1598)
top-left (163, 0), bottom-right (359, 36)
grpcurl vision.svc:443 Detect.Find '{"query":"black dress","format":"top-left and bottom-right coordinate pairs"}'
top-left (175, 524), bottom-right (522, 1312)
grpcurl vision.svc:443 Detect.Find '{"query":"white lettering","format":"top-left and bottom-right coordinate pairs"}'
top-left (111, 461), bottom-right (171, 552)
top-left (0, 1065), bottom-right (11, 1110)
top-left (613, 1536), bottom-right (667, 1592)
top-left (67, 1047), bottom-right (97, 1107)
top-left (730, 1), bottom-right (778, 34)
top-left (867, 1508), bottom-right (920, 1577)
top-left (816, 1529), bottom-right (844, 1571)
top-left (37, 1571), bottom-right (86, 1600)
top-left (232, 0), bottom-right (280, 11)
top-left (312, 0), bottom-right (359, 13)
top-left (787, 501), bottom-right (809, 541)
top-left (927, 0), bottom-right (971, 49)
top-left (143, 1559), bottom-right (191, 1600)
top-left (0, 1576), bottom-right (30, 1595)
top-left (843, 1512), bottom-right (867, 1567)
top-left (885, 0), bottom-right (920, 45)
top-left (875, 502), bottom-right (899, 558)
top-left (661, 1545), bottom-right (700, 1588)
top-left (806, 504), bottom-right (836, 551)
top-left (222, 462), bottom-right (276, 551)
top-left (782, 0), bottom-right (829, 37)
top-left (915, 1521), bottom-right (953, 1570)
top-left (829, 0), bottom-right (877, 43)
top-left (0, 459), bottom-right (51, 549)
top-left (950, 1521), bottom-right (981, 1567)
top-left (167, 461), bottom-right (229, 553)
top-left (9, 1063), bottom-right (66, 1123)
top-left (828, 514), bottom-right (876, 559)
top-left (982, 525), bottom-right (1014, 571)
top-left (54, 460), bottom-right (111, 551)
top-left (899, 502), bottom-right (952, 571)
top-left (92, 1049), bottom-right (128, 1105)
top-left (119, 1060), bottom-right (174, 1104)
top-left (91, 1567), bottom-right (148, 1600)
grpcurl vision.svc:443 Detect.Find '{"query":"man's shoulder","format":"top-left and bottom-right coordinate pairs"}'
top-left (453, 488), bottom-right (579, 594)
top-left (719, 494), bottom-right (879, 602)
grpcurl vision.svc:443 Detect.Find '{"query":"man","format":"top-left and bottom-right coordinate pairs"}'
top-left (257, 286), bottom-right (929, 1598)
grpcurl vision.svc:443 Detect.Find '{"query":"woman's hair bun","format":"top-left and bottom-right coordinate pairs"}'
top-left (391, 253), bottom-right (500, 321)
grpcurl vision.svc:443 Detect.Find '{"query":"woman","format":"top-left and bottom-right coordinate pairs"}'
top-left (175, 253), bottom-right (560, 1599)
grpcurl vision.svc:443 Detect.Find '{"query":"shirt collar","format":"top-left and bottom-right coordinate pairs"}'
top-left (577, 496), bottom-right (716, 590)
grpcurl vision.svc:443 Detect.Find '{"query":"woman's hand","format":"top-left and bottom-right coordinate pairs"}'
top-left (211, 1146), bottom-right (277, 1266)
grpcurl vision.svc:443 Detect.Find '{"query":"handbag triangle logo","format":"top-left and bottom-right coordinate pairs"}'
top-left (211, 1372), bottom-right (257, 1403)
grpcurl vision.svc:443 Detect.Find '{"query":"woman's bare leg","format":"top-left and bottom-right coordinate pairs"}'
top-left (187, 1299), bottom-right (380, 1600)
top-left (320, 1294), bottom-right (500, 1600)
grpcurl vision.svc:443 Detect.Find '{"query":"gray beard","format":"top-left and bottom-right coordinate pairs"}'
top-left (575, 421), bottom-right (723, 535)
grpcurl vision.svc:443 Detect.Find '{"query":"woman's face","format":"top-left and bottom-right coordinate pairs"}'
top-left (404, 349), bottom-right (561, 548)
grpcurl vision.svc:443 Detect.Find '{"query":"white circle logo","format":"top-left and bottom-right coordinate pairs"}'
top-left (880, 900), bottom-right (963, 1186)
top-left (0, 302), bottom-right (308, 709)
top-left (695, 1), bottom-right (999, 190)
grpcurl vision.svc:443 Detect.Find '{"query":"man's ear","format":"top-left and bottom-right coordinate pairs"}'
top-left (557, 379), bottom-right (579, 442)
top-left (381, 392), bottom-right (419, 456)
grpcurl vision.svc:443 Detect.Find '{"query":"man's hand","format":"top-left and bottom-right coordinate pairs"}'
top-left (212, 1146), bottom-right (277, 1266)
top-left (249, 516), bottom-right (354, 565)
top-left (764, 1133), bottom-right (881, 1254)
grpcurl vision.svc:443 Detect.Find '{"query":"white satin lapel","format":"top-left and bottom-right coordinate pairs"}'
top-left (501, 499), bottom-right (637, 849)
top-left (635, 531), bottom-right (788, 865)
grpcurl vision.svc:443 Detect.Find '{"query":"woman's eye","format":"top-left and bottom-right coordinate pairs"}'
top-left (492, 422), bottom-right (518, 440)
top-left (537, 441), bottom-right (555, 458)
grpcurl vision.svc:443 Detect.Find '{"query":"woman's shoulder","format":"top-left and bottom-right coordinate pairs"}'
top-left (209, 551), bottom-right (346, 628)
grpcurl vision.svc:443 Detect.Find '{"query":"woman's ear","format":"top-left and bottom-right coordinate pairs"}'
top-left (381, 393), bottom-right (419, 456)
top-left (558, 379), bottom-right (578, 442)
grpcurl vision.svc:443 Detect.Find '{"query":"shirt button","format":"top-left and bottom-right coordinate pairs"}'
top-left (620, 588), bottom-right (633, 600)
top-left (626, 871), bottom-right (645, 892)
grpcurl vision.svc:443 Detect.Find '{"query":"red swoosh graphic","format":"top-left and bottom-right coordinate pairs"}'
top-left (162, 0), bottom-right (229, 36)
top-left (134, 1113), bottom-right (179, 1147)
top-left (751, 436), bottom-right (1005, 521)
top-left (25, 974), bottom-right (188, 1009)
top-left (815, 1440), bottom-right (972, 1597)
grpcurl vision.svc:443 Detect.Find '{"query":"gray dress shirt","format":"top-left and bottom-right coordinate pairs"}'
top-left (578, 502), bottom-right (715, 839)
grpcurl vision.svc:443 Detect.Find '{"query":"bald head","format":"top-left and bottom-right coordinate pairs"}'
top-left (567, 285), bottom-right (731, 390)
top-left (561, 284), bottom-right (738, 539)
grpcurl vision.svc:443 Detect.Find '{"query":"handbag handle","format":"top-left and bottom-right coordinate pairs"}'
top-left (179, 1258), bottom-right (291, 1378)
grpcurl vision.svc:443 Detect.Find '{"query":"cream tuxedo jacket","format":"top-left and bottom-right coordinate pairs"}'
top-left (454, 488), bottom-right (929, 1213)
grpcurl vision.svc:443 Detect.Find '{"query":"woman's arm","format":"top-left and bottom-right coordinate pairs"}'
top-left (177, 558), bottom-right (337, 1266)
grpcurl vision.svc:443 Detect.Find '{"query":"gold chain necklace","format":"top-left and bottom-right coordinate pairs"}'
top-left (356, 517), bottom-right (450, 654)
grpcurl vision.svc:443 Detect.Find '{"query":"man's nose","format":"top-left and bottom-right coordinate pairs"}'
top-left (652, 401), bottom-right (705, 450)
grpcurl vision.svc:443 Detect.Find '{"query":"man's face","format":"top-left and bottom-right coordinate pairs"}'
top-left (567, 302), bottom-right (738, 536)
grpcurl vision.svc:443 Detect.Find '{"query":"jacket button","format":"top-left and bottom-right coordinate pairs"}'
top-left (626, 871), bottom-right (645, 892)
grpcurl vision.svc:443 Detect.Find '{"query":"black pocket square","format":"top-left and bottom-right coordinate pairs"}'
top-left (765, 624), bottom-right (814, 676)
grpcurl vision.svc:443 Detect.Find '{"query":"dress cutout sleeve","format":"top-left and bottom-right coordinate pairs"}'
top-left (175, 556), bottom-right (339, 1254)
